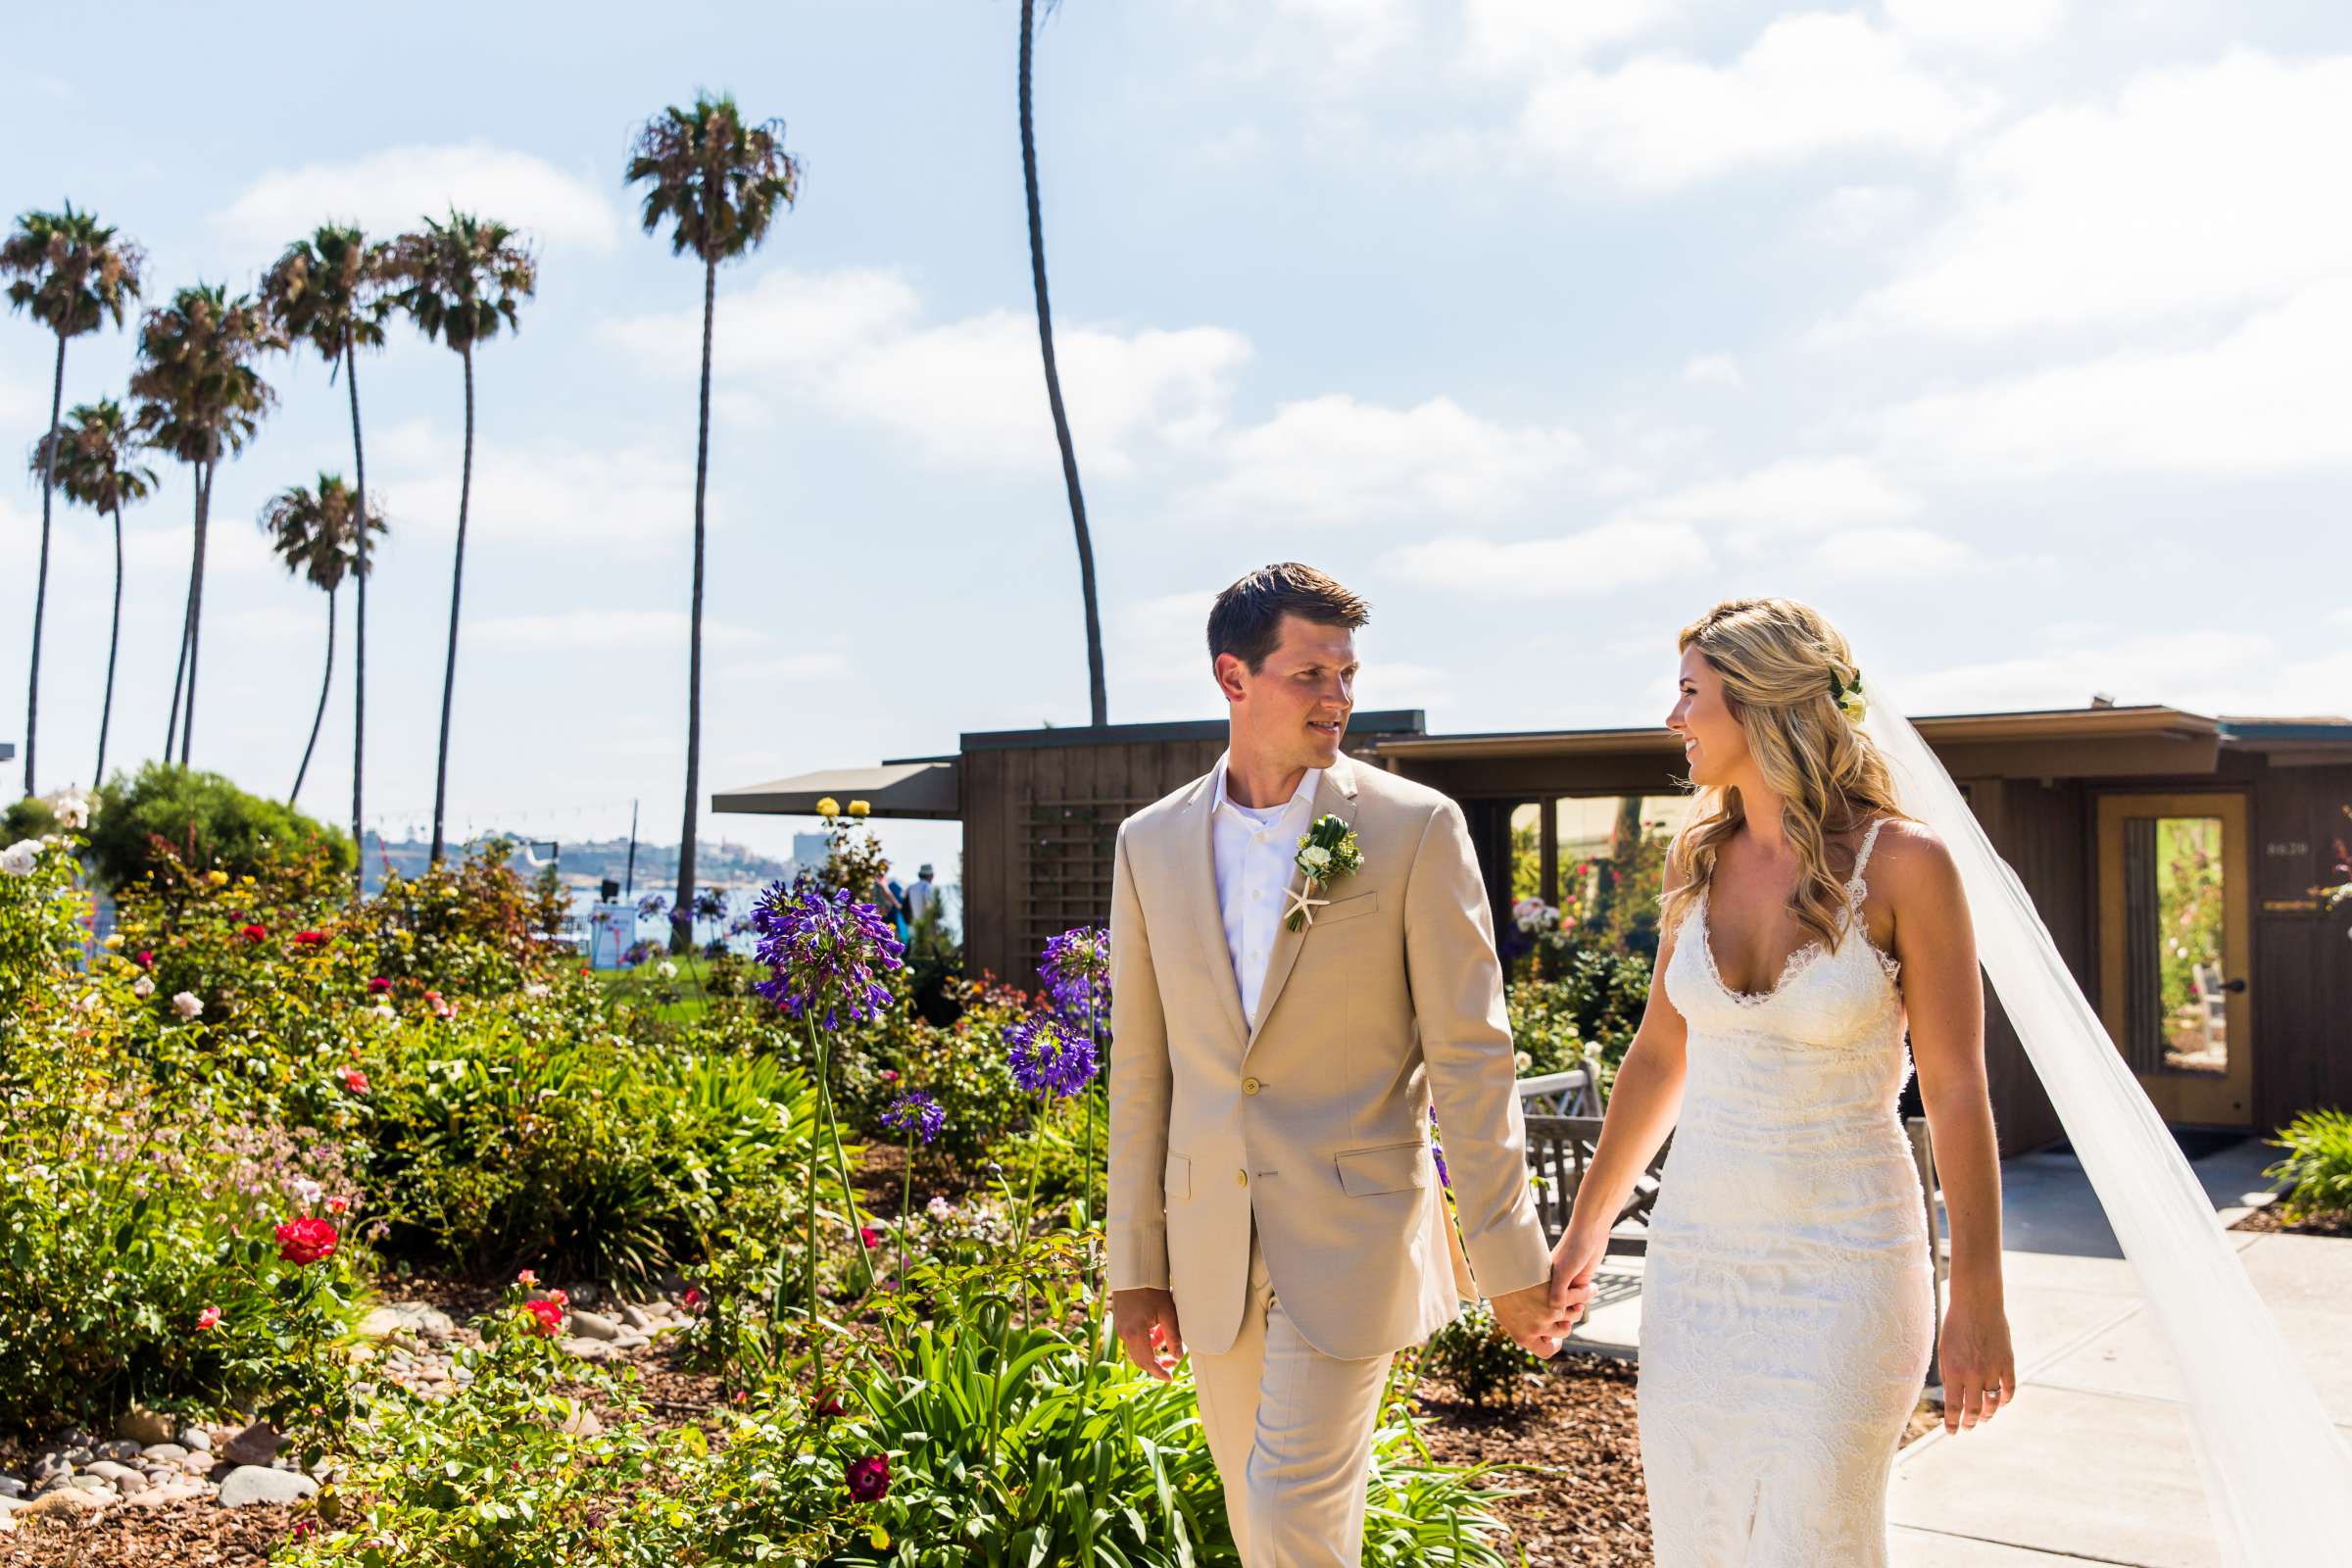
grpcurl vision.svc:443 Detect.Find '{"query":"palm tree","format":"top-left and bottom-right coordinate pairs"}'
top-left (129, 283), bottom-right (282, 765)
top-left (1019, 0), bottom-right (1106, 727)
top-left (2, 204), bottom-right (143, 795)
top-left (626, 93), bottom-right (803, 950)
top-left (258, 475), bottom-right (383, 804)
top-left (388, 211), bottom-right (537, 863)
top-left (31, 401), bottom-right (156, 786)
top-left (262, 225), bottom-right (392, 887)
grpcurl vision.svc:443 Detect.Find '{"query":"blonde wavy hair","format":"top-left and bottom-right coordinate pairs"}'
top-left (1660, 598), bottom-right (1909, 956)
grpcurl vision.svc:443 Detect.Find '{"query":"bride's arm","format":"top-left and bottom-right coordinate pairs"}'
top-left (1883, 820), bottom-right (2015, 1433)
top-left (1548, 895), bottom-right (1690, 1303)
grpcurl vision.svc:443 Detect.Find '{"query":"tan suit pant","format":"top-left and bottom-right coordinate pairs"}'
top-left (1190, 1223), bottom-right (1396, 1567)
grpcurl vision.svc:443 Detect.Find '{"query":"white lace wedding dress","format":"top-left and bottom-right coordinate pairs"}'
top-left (1639, 817), bottom-right (1936, 1565)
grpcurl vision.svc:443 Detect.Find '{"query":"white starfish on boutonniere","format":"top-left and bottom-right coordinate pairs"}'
top-left (1282, 813), bottom-right (1365, 931)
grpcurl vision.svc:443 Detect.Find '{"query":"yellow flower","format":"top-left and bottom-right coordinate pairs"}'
top-left (102, 934), bottom-right (123, 950)
top-left (847, 800), bottom-right (870, 818)
top-left (816, 797), bottom-right (841, 819)
top-left (204, 869), bottom-right (229, 887)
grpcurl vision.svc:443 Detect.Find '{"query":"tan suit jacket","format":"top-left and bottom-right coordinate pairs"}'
top-left (1106, 753), bottom-right (1551, 1361)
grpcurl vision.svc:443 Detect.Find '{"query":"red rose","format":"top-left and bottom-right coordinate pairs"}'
top-left (274, 1215), bottom-right (339, 1267)
top-left (196, 1305), bottom-right (221, 1331)
top-left (681, 1287), bottom-right (705, 1313)
top-left (294, 930), bottom-right (329, 948)
top-left (342, 1067), bottom-right (370, 1095)
top-left (367, 976), bottom-right (391, 994)
top-left (241, 923), bottom-right (268, 944)
top-left (811, 1390), bottom-right (845, 1418)
top-left (858, 1227), bottom-right (882, 1250)
top-left (134, 951), bottom-right (154, 969)
top-left (523, 1298), bottom-right (564, 1337)
top-left (845, 1453), bottom-right (890, 1502)
top-left (325, 1196), bottom-right (350, 1215)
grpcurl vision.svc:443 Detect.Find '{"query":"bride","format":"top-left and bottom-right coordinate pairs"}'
top-left (1547, 595), bottom-right (2352, 1567)
top-left (1547, 597), bottom-right (2014, 1564)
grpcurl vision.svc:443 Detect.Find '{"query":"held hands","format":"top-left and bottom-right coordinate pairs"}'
top-left (1495, 1243), bottom-right (1597, 1358)
top-left (1112, 1287), bottom-right (1186, 1381)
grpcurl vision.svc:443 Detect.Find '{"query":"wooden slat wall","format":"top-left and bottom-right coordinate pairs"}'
top-left (2251, 759), bottom-right (2352, 1133)
top-left (1974, 779), bottom-right (2087, 1152)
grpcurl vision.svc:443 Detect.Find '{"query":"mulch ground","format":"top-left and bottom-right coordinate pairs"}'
top-left (0, 1501), bottom-right (298, 1567)
top-left (2230, 1204), bottom-right (2352, 1238)
top-left (1415, 1353), bottom-right (1654, 1565)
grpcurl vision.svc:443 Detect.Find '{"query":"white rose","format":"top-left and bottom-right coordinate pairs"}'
top-left (291, 1177), bottom-right (324, 1205)
top-left (657, 960), bottom-right (677, 980)
top-left (52, 790), bottom-right (92, 830)
top-left (131, 976), bottom-right (155, 1000)
top-left (171, 991), bottom-right (203, 1020)
top-left (369, 1003), bottom-right (397, 1023)
top-left (522, 982), bottom-right (551, 999)
top-left (1513, 1051), bottom-right (1532, 1073)
top-left (0, 840), bottom-right (38, 877)
top-left (1298, 845), bottom-right (1333, 874)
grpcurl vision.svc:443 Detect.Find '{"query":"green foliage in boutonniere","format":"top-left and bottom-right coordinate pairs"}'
top-left (1285, 813), bottom-right (1365, 931)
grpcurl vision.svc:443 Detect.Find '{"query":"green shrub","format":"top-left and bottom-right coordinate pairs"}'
top-left (1505, 941), bottom-right (1650, 1092)
top-left (1418, 1299), bottom-right (1538, 1408)
top-left (79, 761), bottom-right (355, 892)
top-left (2267, 1108), bottom-right (2352, 1222)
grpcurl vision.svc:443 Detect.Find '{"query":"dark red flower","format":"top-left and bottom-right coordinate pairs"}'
top-left (811, 1390), bottom-right (845, 1418)
top-left (274, 1215), bottom-right (339, 1266)
top-left (845, 1453), bottom-right (890, 1502)
top-left (858, 1226), bottom-right (882, 1250)
top-left (522, 1298), bottom-right (565, 1337)
top-left (134, 950), bottom-right (154, 969)
top-left (240, 923), bottom-right (268, 944)
top-left (367, 976), bottom-right (391, 994)
top-left (681, 1287), bottom-right (706, 1313)
top-left (294, 930), bottom-right (329, 948)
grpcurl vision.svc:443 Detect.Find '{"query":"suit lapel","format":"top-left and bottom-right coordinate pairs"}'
top-left (1246, 756), bottom-right (1360, 1053)
top-left (1180, 773), bottom-right (1251, 1052)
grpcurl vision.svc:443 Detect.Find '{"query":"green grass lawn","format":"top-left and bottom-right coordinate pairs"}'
top-left (591, 952), bottom-right (723, 1028)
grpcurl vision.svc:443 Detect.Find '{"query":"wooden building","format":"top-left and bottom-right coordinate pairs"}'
top-left (716, 703), bottom-right (2351, 1152)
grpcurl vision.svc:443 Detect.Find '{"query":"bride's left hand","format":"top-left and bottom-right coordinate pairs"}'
top-left (1937, 1296), bottom-right (2017, 1435)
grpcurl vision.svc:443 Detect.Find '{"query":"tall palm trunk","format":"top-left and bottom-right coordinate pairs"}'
top-left (429, 346), bottom-right (475, 864)
top-left (164, 463), bottom-right (205, 760)
top-left (94, 501), bottom-right (122, 785)
top-left (292, 586), bottom-right (335, 804)
top-left (673, 252), bottom-right (717, 953)
top-left (178, 462), bottom-right (215, 765)
top-left (1020, 0), bottom-right (1107, 728)
top-left (346, 333), bottom-right (369, 895)
top-left (24, 332), bottom-right (65, 795)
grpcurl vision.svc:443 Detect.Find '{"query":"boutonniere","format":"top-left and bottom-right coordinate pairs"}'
top-left (1282, 813), bottom-right (1364, 931)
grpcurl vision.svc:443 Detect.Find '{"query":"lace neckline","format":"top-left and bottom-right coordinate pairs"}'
top-left (1690, 818), bottom-right (1896, 1008)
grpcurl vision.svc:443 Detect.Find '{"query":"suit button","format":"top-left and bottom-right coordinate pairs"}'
top-left (1236, 1168), bottom-right (1249, 1187)
top-left (1243, 1077), bottom-right (1261, 1096)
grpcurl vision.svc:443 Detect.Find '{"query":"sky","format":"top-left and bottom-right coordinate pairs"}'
top-left (4, 0), bottom-right (2348, 893)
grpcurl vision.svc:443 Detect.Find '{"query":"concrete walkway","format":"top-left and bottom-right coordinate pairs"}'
top-left (1560, 1138), bottom-right (2352, 1566)
top-left (1887, 1139), bottom-right (2352, 1567)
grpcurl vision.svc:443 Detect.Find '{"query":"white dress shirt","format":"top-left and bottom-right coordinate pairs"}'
top-left (1209, 752), bottom-right (1321, 1024)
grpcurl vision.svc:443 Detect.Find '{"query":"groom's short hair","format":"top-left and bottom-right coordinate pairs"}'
top-left (1207, 564), bottom-right (1371, 671)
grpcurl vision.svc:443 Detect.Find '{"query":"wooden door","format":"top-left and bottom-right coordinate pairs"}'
top-left (2095, 793), bottom-right (2254, 1127)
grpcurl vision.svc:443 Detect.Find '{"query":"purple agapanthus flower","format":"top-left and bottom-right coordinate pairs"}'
top-left (1005, 1010), bottom-right (1099, 1099)
top-left (1038, 925), bottom-right (1110, 1022)
top-left (1429, 1106), bottom-right (1450, 1191)
top-left (879, 1090), bottom-right (945, 1146)
top-left (748, 881), bottom-right (905, 1030)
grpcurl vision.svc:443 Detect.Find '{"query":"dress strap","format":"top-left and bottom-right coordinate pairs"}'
top-left (1847, 816), bottom-right (1888, 902)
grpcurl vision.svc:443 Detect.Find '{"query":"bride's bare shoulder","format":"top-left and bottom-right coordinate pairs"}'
top-left (1860, 815), bottom-right (1963, 905)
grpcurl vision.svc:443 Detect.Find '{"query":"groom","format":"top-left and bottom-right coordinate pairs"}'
top-left (1107, 564), bottom-right (1584, 1565)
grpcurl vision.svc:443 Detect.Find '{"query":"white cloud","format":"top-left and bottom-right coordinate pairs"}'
top-left (1645, 456), bottom-right (1920, 533)
top-left (1808, 183), bottom-right (1922, 246)
top-left (1898, 630), bottom-right (2276, 715)
top-left (1850, 51), bottom-right (2352, 336)
top-left (602, 268), bottom-right (1249, 477)
top-left (213, 142), bottom-right (621, 254)
top-left (1461, 0), bottom-right (1680, 74)
top-left (374, 420), bottom-right (708, 552)
top-left (1802, 524), bottom-right (1976, 575)
top-left (1380, 518), bottom-right (1709, 599)
top-left (1883, 0), bottom-right (2065, 54)
top-left (1176, 394), bottom-right (1584, 526)
top-left (1880, 279), bottom-right (2352, 476)
top-left (723, 651), bottom-right (853, 683)
top-left (1681, 354), bottom-right (1743, 388)
top-left (1515, 13), bottom-right (1996, 191)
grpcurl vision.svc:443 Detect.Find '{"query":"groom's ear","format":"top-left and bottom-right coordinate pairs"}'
top-left (1213, 651), bottom-right (1250, 704)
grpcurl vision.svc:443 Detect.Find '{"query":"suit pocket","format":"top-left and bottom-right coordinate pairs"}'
top-left (1334, 1139), bottom-right (1430, 1197)
top-left (1311, 889), bottom-right (1380, 926)
top-left (1163, 1152), bottom-right (1192, 1202)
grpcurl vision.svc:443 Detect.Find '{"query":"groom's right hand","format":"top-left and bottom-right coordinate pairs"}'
top-left (1493, 1277), bottom-right (1588, 1358)
top-left (1113, 1288), bottom-right (1187, 1381)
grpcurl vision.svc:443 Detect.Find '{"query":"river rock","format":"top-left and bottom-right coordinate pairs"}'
top-left (113, 1406), bottom-right (176, 1447)
top-left (220, 1421), bottom-right (284, 1467)
top-left (95, 1440), bottom-right (143, 1462)
top-left (86, 1461), bottom-right (145, 1494)
top-left (126, 1481), bottom-right (210, 1508)
top-left (217, 1465), bottom-right (317, 1507)
top-left (140, 1444), bottom-right (188, 1464)
top-left (178, 1427), bottom-right (212, 1452)
top-left (566, 1309), bottom-right (620, 1341)
top-left (559, 1336), bottom-right (620, 1363)
top-left (0, 1477), bottom-right (21, 1498)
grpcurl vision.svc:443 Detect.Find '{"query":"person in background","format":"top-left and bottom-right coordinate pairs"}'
top-left (873, 873), bottom-right (908, 945)
top-left (906, 863), bottom-right (939, 929)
